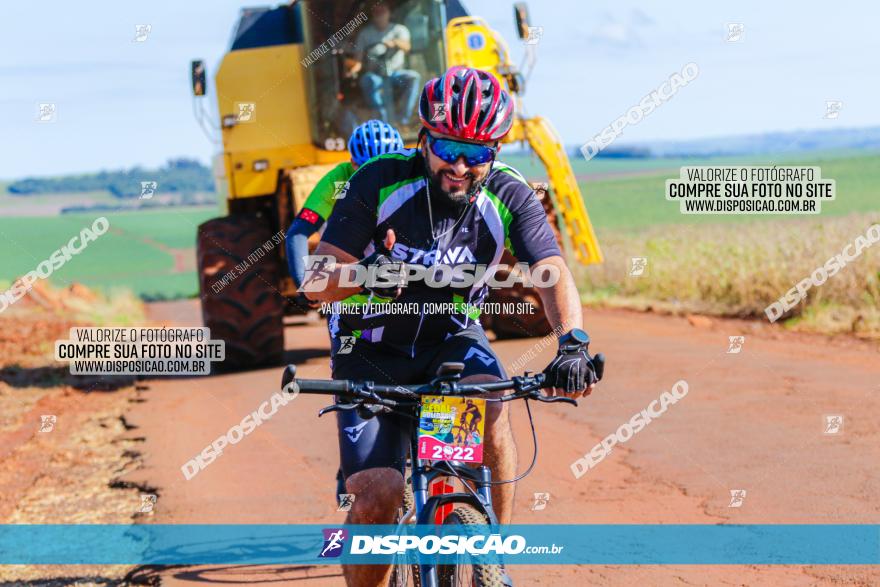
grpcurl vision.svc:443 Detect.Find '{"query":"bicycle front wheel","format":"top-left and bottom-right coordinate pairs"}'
top-left (390, 481), bottom-right (421, 586)
top-left (437, 506), bottom-right (509, 587)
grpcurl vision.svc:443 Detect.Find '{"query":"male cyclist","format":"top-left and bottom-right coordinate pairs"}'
top-left (284, 119), bottom-right (404, 292)
top-left (304, 66), bottom-right (603, 587)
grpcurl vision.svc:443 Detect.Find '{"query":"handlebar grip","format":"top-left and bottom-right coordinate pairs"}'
top-left (294, 379), bottom-right (353, 394)
top-left (282, 365), bottom-right (352, 395)
top-left (281, 364), bottom-right (297, 391)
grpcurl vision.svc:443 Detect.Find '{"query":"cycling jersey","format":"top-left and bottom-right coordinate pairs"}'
top-left (321, 148), bottom-right (560, 356)
top-left (301, 161), bottom-right (356, 225)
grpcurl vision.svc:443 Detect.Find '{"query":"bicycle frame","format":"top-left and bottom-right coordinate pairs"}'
top-left (393, 416), bottom-right (500, 587)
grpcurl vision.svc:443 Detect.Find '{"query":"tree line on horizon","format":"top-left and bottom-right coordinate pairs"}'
top-left (7, 158), bottom-right (214, 198)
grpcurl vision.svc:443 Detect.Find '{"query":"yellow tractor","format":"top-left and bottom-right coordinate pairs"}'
top-left (191, 0), bottom-right (602, 369)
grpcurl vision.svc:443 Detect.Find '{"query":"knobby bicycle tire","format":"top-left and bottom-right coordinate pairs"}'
top-left (437, 505), bottom-right (508, 587)
top-left (390, 480), bottom-right (421, 586)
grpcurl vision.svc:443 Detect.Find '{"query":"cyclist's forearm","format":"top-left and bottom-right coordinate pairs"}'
top-left (285, 219), bottom-right (320, 289)
top-left (534, 255), bottom-right (583, 334)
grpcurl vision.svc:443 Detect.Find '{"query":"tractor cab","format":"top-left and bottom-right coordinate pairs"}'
top-left (300, 0), bottom-right (467, 148)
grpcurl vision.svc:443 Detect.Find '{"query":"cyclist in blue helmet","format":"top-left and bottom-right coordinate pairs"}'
top-left (285, 120), bottom-right (403, 303)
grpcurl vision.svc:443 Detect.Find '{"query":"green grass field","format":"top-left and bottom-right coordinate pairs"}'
top-left (582, 152), bottom-right (880, 232)
top-left (1, 150), bottom-right (878, 317)
top-left (0, 207), bottom-right (217, 299)
top-left (503, 149), bottom-right (880, 232)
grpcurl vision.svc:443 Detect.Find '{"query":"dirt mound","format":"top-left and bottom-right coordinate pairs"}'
top-left (0, 280), bottom-right (146, 584)
top-left (7, 278), bottom-right (102, 313)
top-left (1, 280), bottom-right (145, 368)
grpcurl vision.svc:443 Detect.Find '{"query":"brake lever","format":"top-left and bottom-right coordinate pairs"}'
top-left (318, 402), bottom-right (359, 417)
top-left (533, 393), bottom-right (578, 406)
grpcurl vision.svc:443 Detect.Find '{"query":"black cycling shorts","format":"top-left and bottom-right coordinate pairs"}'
top-left (331, 325), bottom-right (506, 479)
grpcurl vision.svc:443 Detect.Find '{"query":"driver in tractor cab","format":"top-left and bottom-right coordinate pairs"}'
top-left (285, 119), bottom-right (404, 304)
top-left (346, 3), bottom-right (421, 128)
top-left (301, 65), bottom-right (604, 587)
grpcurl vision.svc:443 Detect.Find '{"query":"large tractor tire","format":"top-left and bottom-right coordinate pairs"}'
top-left (196, 215), bottom-right (285, 371)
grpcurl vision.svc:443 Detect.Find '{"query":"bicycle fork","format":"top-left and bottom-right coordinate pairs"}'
top-left (405, 433), bottom-right (500, 586)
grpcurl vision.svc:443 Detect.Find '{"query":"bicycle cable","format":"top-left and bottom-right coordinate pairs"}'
top-left (434, 396), bottom-right (539, 491)
top-left (484, 397), bottom-right (539, 486)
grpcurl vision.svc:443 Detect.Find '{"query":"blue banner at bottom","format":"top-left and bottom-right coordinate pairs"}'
top-left (0, 525), bottom-right (878, 565)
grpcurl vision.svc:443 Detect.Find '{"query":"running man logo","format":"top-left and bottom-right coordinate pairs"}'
top-left (37, 103), bottom-right (57, 123)
top-left (728, 489), bottom-right (747, 508)
top-left (301, 255), bottom-right (335, 292)
top-left (337, 493), bottom-right (356, 512)
top-left (727, 336), bottom-right (745, 354)
top-left (319, 528), bottom-right (348, 558)
top-left (431, 102), bottom-right (448, 122)
top-left (530, 492), bottom-right (550, 511)
top-left (140, 181), bottom-right (158, 199)
top-left (824, 100), bottom-right (843, 120)
top-left (525, 26), bottom-right (543, 45)
top-left (133, 24), bottom-right (152, 42)
top-left (337, 335), bottom-right (356, 355)
top-left (532, 182), bottom-right (549, 197)
top-left (630, 257), bottom-right (648, 277)
top-left (236, 102), bottom-right (256, 123)
top-left (726, 23), bottom-right (744, 42)
top-left (39, 415), bottom-right (57, 433)
top-left (823, 414), bottom-right (843, 435)
top-left (139, 494), bottom-right (157, 513)
top-left (333, 181), bottom-right (350, 200)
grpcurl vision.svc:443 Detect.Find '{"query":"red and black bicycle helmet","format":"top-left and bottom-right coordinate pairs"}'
top-left (418, 66), bottom-right (515, 142)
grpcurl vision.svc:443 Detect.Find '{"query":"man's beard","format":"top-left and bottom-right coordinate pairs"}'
top-left (427, 167), bottom-right (483, 208)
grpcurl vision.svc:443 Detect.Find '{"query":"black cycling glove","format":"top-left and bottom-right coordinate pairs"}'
top-left (358, 232), bottom-right (406, 299)
top-left (543, 329), bottom-right (605, 394)
top-left (292, 291), bottom-right (320, 311)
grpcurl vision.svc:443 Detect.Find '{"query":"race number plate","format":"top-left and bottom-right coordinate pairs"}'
top-left (417, 395), bottom-right (486, 463)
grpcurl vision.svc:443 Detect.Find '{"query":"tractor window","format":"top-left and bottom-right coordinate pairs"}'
top-left (301, 0), bottom-right (447, 151)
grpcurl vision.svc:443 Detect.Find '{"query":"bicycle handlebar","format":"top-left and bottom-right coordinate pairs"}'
top-left (281, 364), bottom-right (576, 406)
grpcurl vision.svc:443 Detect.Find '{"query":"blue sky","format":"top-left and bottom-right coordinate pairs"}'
top-left (1, 0), bottom-right (877, 178)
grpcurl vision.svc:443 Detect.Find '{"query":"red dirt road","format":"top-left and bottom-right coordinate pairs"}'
top-left (123, 301), bottom-right (880, 586)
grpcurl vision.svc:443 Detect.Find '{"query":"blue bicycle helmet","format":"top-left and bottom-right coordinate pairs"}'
top-left (347, 120), bottom-right (404, 166)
